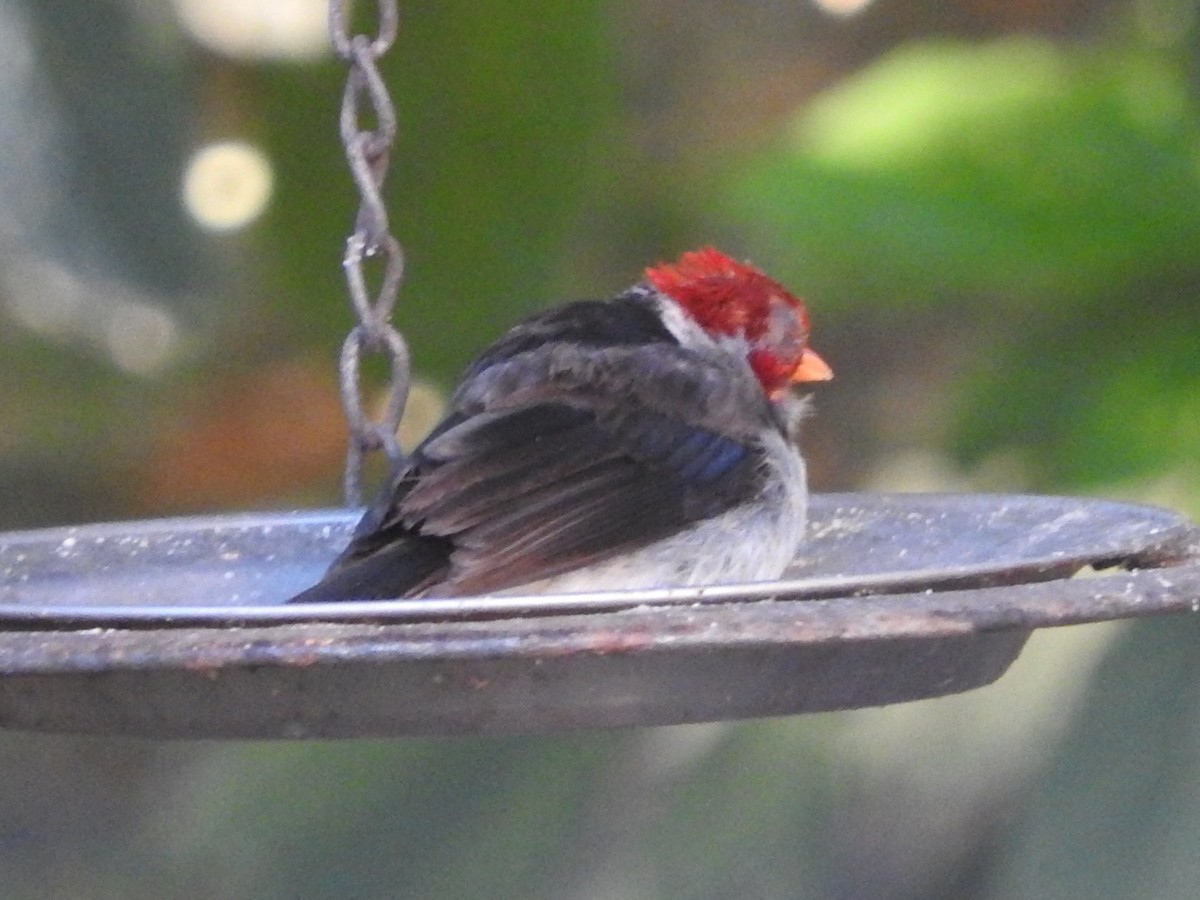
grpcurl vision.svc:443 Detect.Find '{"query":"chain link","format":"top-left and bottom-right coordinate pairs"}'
top-left (329, 0), bottom-right (410, 506)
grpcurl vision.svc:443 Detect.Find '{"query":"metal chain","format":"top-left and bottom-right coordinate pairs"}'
top-left (329, 0), bottom-right (411, 506)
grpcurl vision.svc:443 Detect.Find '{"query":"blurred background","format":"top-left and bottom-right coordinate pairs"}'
top-left (2, 0), bottom-right (1199, 896)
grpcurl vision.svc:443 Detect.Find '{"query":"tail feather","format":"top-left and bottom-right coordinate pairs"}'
top-left (288, 534), bottom-right (453, 603)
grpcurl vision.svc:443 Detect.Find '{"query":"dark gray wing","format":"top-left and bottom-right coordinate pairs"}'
top-left (402, 395), bottom-right (766, 594)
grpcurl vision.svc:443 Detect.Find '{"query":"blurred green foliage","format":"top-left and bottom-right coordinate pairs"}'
top-left (735, 41), bottom-right (1200, 306)
top-left (258, 0), bottom-right (622, 377)
top-left (725, 37), bottom-right (1200, 489)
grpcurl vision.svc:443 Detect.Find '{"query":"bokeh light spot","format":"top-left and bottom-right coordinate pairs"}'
top-left (105, 302), bottom-right (180, 376)
top-left (182, 141), bottom-right (274, 232)
top-left (173, 0), bottom-right (329, 61)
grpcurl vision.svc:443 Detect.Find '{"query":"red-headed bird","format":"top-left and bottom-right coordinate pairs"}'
top-left (292, 247), bottom-right (832, 602)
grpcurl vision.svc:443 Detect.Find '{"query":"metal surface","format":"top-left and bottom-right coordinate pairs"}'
top-left (0, 493), bottom-right (1197, 738)
top-left (330, 0), bottom-right (411, 504)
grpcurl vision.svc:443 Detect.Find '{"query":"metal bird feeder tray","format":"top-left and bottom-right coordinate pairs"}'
top-left (0, 493), bottom-right (1197, 738)
top-left (2, 1), bottom-right (1199, 739)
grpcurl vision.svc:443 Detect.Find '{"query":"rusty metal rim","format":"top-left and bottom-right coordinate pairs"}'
top-left (0, 564), bottom-right (1195, 738)
top-left (2, 563), bottom-right (1198, 678)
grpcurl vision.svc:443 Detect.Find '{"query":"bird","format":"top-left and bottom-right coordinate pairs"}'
top-left (291, 247), bottom-right (832, 602)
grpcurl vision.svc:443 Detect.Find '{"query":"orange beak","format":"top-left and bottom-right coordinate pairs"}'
top-left (791, 348), bottom-right (833, 383)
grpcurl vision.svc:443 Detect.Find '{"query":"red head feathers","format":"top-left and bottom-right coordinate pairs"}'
top-left (646, 247), bottom-right (832, 396)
